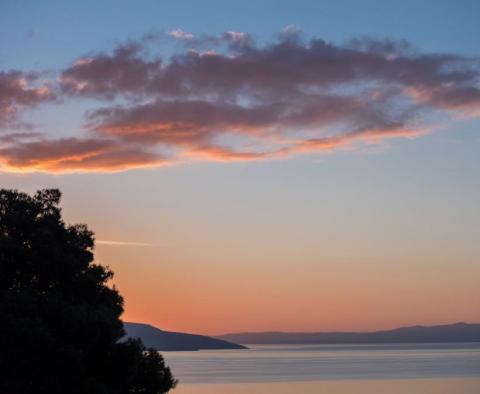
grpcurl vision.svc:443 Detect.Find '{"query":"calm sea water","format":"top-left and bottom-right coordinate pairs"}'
top-left (163, 343), bottom-right (480, 393)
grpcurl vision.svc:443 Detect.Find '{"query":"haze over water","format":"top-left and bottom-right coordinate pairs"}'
top-left (164, 343), bottom-right (480, 393)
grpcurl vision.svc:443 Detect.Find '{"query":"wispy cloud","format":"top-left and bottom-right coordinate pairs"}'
top-left (96, 240), bottom-right (157, 247)
top-left (0, 30), bottom-right (479, 173)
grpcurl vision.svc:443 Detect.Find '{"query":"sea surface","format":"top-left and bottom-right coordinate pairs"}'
top-left (162, 343), bottom-right (480, 393)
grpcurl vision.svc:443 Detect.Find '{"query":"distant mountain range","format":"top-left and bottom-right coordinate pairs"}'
top-left (216, 322), bottom-right (480, 345)
top-left (124, 322), bottom-right (246, 351)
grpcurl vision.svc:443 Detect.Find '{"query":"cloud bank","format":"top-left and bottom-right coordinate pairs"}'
top-left (1, 31), bottom-right (479, 172)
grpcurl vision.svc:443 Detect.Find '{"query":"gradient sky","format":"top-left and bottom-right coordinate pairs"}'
top-left (1, 0), bottom-right (479, 335)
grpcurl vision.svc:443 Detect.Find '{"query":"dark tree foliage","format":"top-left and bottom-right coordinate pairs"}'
top-left (0, 189), bottom-right (177, 394)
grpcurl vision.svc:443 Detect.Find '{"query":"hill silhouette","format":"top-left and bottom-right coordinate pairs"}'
top-left (125, 322), bottom-right (246, 351)
top-left (217, 322), bottom-right (480, 344)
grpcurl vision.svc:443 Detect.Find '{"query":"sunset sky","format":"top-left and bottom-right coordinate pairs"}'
top-left (1, 0), bottom-right (479, 335)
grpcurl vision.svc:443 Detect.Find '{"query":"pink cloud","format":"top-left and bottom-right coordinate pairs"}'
top-left (0, 71), bottom-right (54, 127)
top-left (0, 32), bottom-right (479, 173)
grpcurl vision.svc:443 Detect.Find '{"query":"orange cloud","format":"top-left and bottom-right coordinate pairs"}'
top-left (0, 138), bottom-right (166, 173)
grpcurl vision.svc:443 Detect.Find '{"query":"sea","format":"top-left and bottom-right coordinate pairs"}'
top-left (162, 342), bottom-right (480, 393)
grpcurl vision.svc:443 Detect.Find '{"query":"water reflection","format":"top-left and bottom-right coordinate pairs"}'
top-left (162, 342), bottom-right (480, 385)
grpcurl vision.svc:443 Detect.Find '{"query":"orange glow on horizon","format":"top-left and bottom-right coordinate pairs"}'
top-left (96, 242), bottom-right (480, 336)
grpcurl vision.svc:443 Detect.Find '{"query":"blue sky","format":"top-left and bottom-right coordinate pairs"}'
top-left (2, 0), bottom-right (480, 71)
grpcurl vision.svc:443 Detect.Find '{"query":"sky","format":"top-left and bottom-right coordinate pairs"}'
top-left (1, 0), bottom-right (479, 335)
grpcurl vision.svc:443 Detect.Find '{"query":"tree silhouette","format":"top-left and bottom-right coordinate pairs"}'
top-left (0, 189), bottom-right (177, 394)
